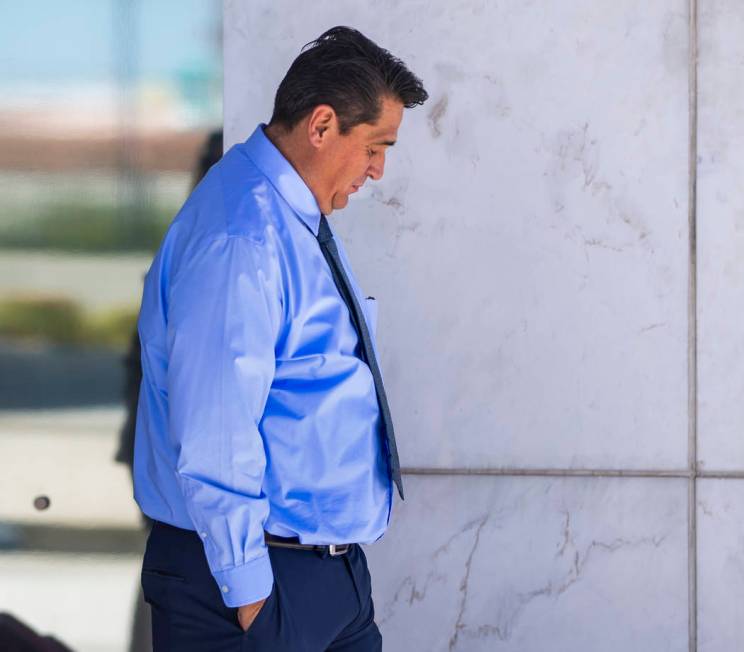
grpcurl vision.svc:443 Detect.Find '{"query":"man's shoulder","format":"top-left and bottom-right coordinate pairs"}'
top-left (186, 145), bottom-right (277, 240)
top-left (220, 143), bottom-right (303, 243)
top-left (164, 146), bottom-right (286, 255)
top-left (145, 143), bottom-right (294, 295)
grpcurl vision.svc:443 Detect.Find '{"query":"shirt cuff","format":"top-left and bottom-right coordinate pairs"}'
top-left (211, 551), bottom-right (274, 608)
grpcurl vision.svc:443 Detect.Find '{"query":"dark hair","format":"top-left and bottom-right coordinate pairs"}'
top-left (268, 26), bottom-right (428, 135)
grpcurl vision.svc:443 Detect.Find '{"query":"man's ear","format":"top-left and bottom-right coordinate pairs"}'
top-left (307, 105), bottom-right (337, 148)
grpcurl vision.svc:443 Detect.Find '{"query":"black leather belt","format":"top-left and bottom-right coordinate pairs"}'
top-left (264, 532), bottom-right (352, 556)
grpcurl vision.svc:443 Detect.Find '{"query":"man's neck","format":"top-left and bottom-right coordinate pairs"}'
top-left (263, 123), bottom-right (322, 210)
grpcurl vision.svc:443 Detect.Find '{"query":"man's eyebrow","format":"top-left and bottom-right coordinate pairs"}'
top-left (373, 139), bottom-right (396, 146)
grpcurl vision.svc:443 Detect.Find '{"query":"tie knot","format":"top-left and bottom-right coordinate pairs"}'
top-left (317, 214), bottom-right (334, 244)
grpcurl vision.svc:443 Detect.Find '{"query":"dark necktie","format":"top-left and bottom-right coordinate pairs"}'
top-left (316, 214), bottom-right (404, 500)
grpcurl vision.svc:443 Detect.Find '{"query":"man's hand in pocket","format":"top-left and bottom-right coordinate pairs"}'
top-left (237, 597), bottom-right (267, 632)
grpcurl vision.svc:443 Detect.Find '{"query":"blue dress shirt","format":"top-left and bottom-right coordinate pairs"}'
top-left (133, 123), bottom-right (393, 608)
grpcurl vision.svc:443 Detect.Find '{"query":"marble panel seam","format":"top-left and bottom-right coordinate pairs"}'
top-left (403, 467), bottom-right (744, 479)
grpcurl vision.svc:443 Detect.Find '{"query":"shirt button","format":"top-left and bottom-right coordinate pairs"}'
top-left (221, 585), bottom-right (229, 593)
top-left (200, 532), bottom-right (208, 539)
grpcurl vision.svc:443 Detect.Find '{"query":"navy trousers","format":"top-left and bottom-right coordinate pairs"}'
top-left (141, 520), bottom-right (383, 651)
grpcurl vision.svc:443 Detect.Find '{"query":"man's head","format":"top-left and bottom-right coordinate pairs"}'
top-left (264, 26), bottom-right (428, 216)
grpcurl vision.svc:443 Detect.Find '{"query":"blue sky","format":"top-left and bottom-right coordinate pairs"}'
top-left (0, 0), bottom-right (221, 85)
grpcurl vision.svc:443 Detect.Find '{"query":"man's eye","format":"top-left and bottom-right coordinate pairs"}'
top-left (367, 148), bottom-right (376, 158)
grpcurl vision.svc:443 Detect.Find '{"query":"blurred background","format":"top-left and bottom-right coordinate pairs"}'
top-left (0, 1), bottom-right (221, 650)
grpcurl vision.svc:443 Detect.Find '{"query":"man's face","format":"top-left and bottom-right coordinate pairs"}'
top-left (317, 96), bottom-right (404, 215)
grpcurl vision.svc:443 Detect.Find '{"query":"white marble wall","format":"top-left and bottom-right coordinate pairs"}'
top-left (367, 476), bottom-right (688, 651)
top-left (697, 2), bottom-right (744, 652)
top-left (225, 0), bottom-right (690, 471)
top-left (224, 1), bottom-right (741, 649)
top-left (698, 0), bottom-right (744, 470)
top-left (697, 481), bottom-right (744, 652)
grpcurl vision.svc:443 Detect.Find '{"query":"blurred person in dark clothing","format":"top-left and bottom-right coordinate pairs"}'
top-left (0, 613), bottom-right (74, 652)
top-left (115, 129), bottom-right (224, 485)
top-left (114, 128), bottom-right (223, 652)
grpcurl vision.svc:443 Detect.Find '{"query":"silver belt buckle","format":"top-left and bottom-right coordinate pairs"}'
top-left (328, 544), bottom-right (350, 556)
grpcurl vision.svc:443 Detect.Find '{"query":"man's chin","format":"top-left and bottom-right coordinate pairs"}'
top-left (331, 195), bottom-right (350, 212)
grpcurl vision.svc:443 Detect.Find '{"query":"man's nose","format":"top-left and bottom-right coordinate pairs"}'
top-left (367, 153), bottom-right (385, 181)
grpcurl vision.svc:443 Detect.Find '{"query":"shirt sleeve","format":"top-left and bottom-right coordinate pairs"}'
top-left (165, 234), bottom-right (282, 607)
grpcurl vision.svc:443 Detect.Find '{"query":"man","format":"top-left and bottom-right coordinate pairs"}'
top-left (133, 25), bottom-right (428, 651)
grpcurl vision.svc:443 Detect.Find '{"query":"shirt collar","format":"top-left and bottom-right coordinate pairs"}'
top-left (241, 123), bottom-right (321, 236)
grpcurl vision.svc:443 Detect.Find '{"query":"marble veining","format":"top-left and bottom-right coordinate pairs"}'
top-left (364, 476), bottom-right (688, 651)
top-left (697, 480), bottom-right (744, 652)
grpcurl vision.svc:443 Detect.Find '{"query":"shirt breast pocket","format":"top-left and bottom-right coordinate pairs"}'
top-left (364, 296), bottom-right (378, 339)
